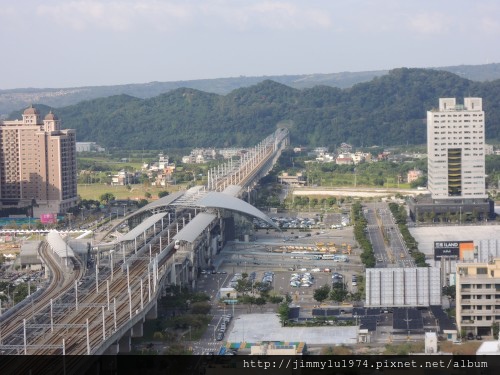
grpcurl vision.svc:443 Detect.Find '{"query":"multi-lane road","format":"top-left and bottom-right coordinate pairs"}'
top-left (363, 202), bottom-right (414, 268)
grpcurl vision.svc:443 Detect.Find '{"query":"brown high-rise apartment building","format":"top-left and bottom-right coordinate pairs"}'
top-left (0, 105), bottom-right (78, 216)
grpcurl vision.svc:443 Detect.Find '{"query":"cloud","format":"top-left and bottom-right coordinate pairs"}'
top-left (479, 16), bottom-right (500, 34)
top-left (408, 12), bottom-right (451, 35)
top-left (35, 0), bottom-right (332, 33)
top-left (37, 1), bottom-right (193, 32)
top-left (246, 1), bottom-right (332, 30)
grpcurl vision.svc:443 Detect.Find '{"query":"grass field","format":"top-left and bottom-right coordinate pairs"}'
top-left (77, 183), bottom-right (186, 201)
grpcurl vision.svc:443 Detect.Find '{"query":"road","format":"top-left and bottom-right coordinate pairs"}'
top-left (364, 202), bottom-right (414, 268)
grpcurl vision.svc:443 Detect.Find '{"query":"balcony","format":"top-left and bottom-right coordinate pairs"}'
top-left (460, 320), bottom-right (495, 327)
top-left (460, 309), bottom-right (496, 316)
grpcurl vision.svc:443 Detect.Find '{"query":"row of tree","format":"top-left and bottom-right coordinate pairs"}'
top-left (387, 202), bottom-right (427, 267)
top-left (352, 202), bottom-right (376, 268)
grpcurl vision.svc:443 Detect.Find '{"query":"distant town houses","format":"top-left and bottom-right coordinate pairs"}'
top-left (75, 142), bottom-right (105, 153)
top-left (335, 153), bottom-right (353, 165)
top-left (407, 169), bottom-right (423, 183)
top-left (181, 147), bottom-right (250, 164)
top-left (111, 170), bottom-right (137, 186)
top-left (308, 147), bottom-right (328, 157)
top-left (316, 152), bottom-right (335, 163)
top-left (339, 142), bottom-right (353, 153)
top-left (142, 153), bottom-right (176, 187)
top-left (278, 172), bottom-right (306, 187)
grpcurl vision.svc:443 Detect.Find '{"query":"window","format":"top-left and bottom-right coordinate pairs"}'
top-left (477, 268), bottom-right (487, 275)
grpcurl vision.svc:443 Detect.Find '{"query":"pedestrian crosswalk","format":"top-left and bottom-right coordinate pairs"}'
top-left (192, 341), bottom-right (222, 355)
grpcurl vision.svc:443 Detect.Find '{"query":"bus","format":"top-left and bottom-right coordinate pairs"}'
top-left (321, 254), bottom-right (336, 260)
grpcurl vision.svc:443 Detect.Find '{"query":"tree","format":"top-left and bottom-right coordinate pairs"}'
top-left (268, 295), bottom-right (284, 305)
top-left (190, 301), bottom-right (211, 315)
top-left (235, 279), bottom-right (252, 295)
top-left (13, 283), bottom-right (29, 304)
top-left (158, 191), bottom-right (170, 198)
top-left (493, 322), bottom-right (499, 340)
top-left (277, 302), bottom-right (290, 326)
top-left (99, 192), bottom-right (115, 204)
top-left (330, 283), bottom-right (348, 303)
top-left (255, 297), bottom-right (266, 311)
top-left (240, 295), bottom-right (256, 312)
top-left (442, 285), bottom-right (456, 299)
top-left (313, 284), bottom-right (331, 303)
top-left (254, 281), bottom-right (271, 296)
top-left (145, 191), bottom-right (152, 199)
top-left (137, 199), bottom-right (149, 208)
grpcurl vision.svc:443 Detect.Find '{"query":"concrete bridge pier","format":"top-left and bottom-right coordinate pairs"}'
top-left (105, 342), bottom-right (120, 354)
top-left (118, 334), bottom-right (131, 353)
top-left (146, 302), bottom-right (158, 319)
top-left (131, 319), bottom-right (144, 337)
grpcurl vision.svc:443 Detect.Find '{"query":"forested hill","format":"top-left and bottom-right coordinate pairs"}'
top-left (9, 68), bottom-right (500, 149)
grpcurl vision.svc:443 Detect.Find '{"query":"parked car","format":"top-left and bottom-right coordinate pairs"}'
top-left (216, 332), bottom-right (224, 341)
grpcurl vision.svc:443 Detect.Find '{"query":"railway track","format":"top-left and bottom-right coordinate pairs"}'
top-left (0, 242), bottom-right (83, 345)
top-left (20, 211), bottom-right (188, 357)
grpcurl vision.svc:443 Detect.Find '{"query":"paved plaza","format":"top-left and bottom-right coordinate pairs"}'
top-left (227, 313), bottom-right (358, 345)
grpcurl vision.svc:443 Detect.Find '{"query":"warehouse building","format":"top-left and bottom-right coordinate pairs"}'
top-left (365, 267), bottom-right (441, 307)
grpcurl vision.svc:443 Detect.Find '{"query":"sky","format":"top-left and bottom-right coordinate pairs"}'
top-left (1, 0), bottom-right (500, 89)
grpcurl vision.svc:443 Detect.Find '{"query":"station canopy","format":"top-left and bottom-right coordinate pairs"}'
top-left (133, 191), bottom-right (185, 216)
top-left (119, 212), bottom-right (167, 242)
top-left (47, 230), bottom-right (75, 259)
top-left (173, 212), bottom-right (217, 243)
top-left (195, 191), bottom-right (278, 229)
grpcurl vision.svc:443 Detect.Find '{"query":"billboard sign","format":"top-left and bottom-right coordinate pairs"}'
top-left (40, 213), bottom-right (58, 224)
top-left (434, 241), bottom-right (474, 260)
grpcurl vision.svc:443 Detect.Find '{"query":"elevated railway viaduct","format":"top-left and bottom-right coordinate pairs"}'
top-left (0, 129), bottom-right (288, 362)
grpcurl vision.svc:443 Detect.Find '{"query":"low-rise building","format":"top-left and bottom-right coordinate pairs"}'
top-left (111, 170), bottom-right (135, 186)
top-left (336, 154), bottom-right (354, 165)
top-left (316, 153), bottom-right (335, 162)
top-left (278, 172), bottom-right (305, 187)
top-left (407, 169), bottom-right (423, 183)
top-left (456, 258), bottom-right (500, 337)
top-left (75, 142), bottom-right (105, 153)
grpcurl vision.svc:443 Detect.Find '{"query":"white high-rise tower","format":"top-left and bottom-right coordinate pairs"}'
top-left (427, 97), bottom-right (487, 201)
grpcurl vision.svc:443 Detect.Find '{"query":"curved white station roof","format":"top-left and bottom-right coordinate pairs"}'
top-left (47, 230), bottom-right (75, 259)
top-left (195, 191), bottom-right (278, 229)
top-left (133, 190), bottom-right (185, 216)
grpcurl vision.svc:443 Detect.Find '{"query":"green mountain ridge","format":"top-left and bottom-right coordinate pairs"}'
top-left (8, 68), bottom-right (500, 150)
top-left (2, 62), bottom-right (500, 116)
